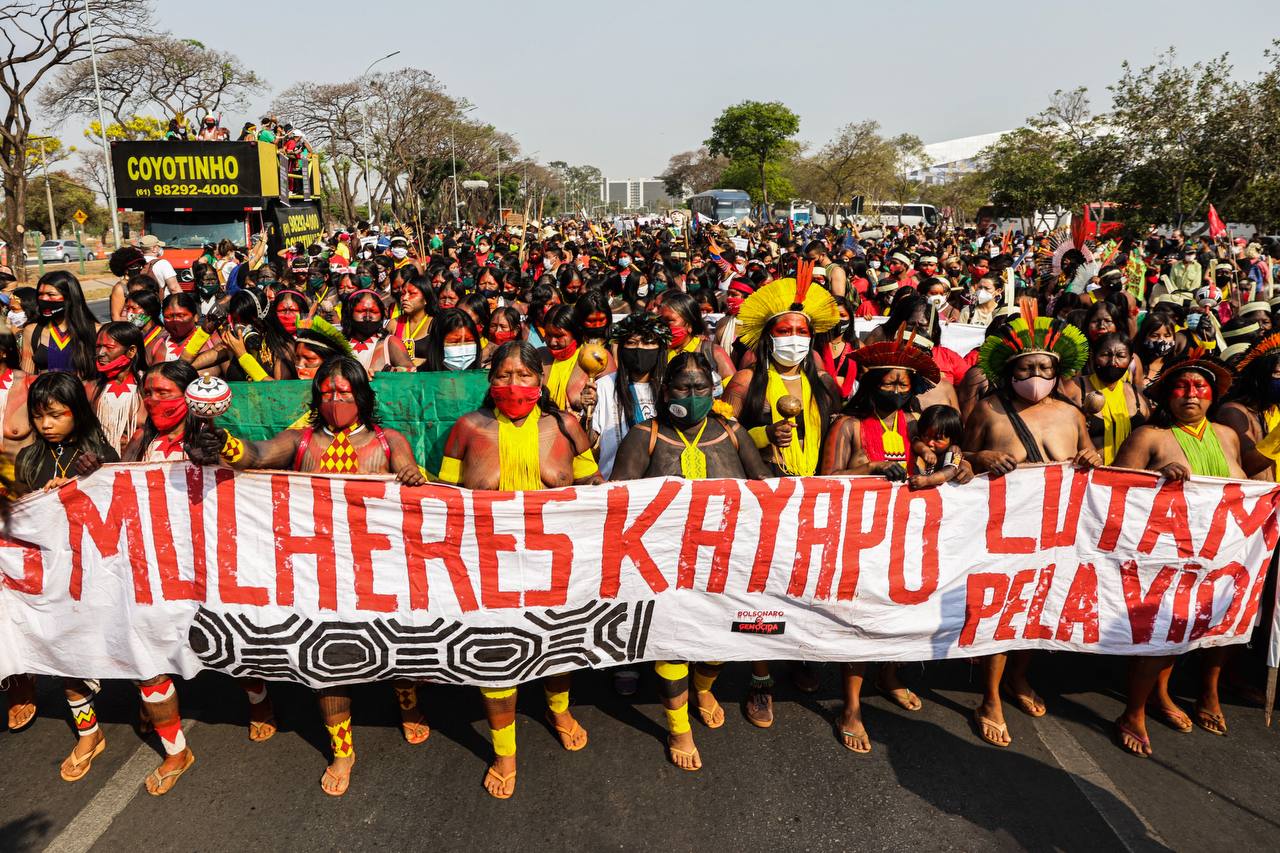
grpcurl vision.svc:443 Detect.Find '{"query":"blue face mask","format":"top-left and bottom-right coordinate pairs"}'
top-left (442, 343), bottom-right (477, 370)
top-left (1269, 378), bottom-right (1280, 403)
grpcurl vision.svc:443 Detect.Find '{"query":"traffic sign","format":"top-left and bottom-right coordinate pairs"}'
top-left (72, 209), bottom-right (88, 225)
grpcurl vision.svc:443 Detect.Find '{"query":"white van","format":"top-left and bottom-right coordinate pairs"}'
top-left (867, 202), bottom-right (939, 228)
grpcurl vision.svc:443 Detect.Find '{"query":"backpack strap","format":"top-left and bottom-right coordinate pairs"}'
top-left (372, 424), bottom-right (393, 466)
top-left (293, 426), bottom-right (314, 471)
top-left (647, 420), bottom-right (659, 455)
top-left (719, 417), bottom-right (740, 451)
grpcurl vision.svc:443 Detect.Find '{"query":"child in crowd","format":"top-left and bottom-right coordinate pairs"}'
top-left (908, 404), bottom-right (964, 490)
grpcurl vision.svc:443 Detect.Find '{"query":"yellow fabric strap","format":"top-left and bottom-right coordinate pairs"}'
top-left (544, 688), bottom-right (569, 714)
top-left (692, 669), bottom-right (719, 695)
top-left (748, 425), bottom-right (770, 449)
top-left (481, 686), bottom-right (517, 700)
top-left (497, 407), bottom-right (542, 490)
top-left (438, 455), bottom-right (462, 484)
top-left (766, 368), bottom-right (821, 475)
top-left (664, 703), bottom-right (691, 735)
top-left (236, 352), bottom-right (270, 382)
top-left (1255, 406), bottom-right (1280, 464)
top-left (654, 661), bottom-right (689, 681)
top-left (674, 419), bottom-right (709, 480)
top-left (666, 335), bottom-right (701, 362)
top-left (326, 718), bottom-right (353, 758)
top-left (571, 449), bottom-right (599, 480)
top-left (183, 327), bottom-right (211, 356)
top-left (1089, 373), bottom-right (1132, 466)
top-left (491, 721), bottom-right (516, 756)
top-left (880, 414), bottom-right (905, 457)
top-left (547, 356), bottom-right (576, 409)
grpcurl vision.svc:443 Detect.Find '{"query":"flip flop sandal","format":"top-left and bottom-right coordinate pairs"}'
top-left (60, 738), bottom-right (107, 782)
top-left (1146, 704), bottom-right (1193, 733)
top-left (838, 723), bottom-right (872, 754)
top-left (483, 765), bottom-right (517, 799)
top-left (248, 719), bottom-right (277, 742)
top-left (667, 739), bottom-right (702, 771)
top-left (146, 750), bottom-right (196, 796)
top-left (320, 756), bottom-right (354, 798)
top-left (1114, 720), bottom-right (1151, 757)
top-left (401, 720), bottom-right (431, 745)
top-left (1001, 685), bottom-right (1046, 717)
top-left (695, 695), bottom-right (725, 729)
top-left (1194, 706), bottom-right (1228, 736)
top-left (545, 712), bottom-right (588, 751)
top-left (8, 702), bottom-right (36, 732)
top-left (973, 710), bottom-right (1011, 748)
top-left (878, 676), bottom-right (923, 712)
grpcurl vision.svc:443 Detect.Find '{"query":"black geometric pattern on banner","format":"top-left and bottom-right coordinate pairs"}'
top-left (186, 600), bottom-right (656, 685)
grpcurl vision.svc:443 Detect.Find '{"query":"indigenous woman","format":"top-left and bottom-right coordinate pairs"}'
top-left (121, 361), bottom-right (202, 463)
top-left (86, 321), bottom-right (145, 455)
top-left (820, 336), bottom-right (960, 752)
top-left (343, 289), bottom-right (412, 375)
top-left (1215, 332), bottom-right (1280, 481)
top-left (21, 271), bottom-right (98, 379)
top-left (480, 307), bottom-right (523, 367)
top-left (160, 293), bottom-right (215, 366)
top-left (190, 353), bottom-right (427, 796)
top-left (658, 291), bottom-right (735, 385)
top-left (393, 275), bottom-right (435, 369)
top-left (418, 308), bottom-right (481, 373)
top-left (1061, 333), bottom-right (1149, 465)
top-left (587, 312), bottom-right (669, 478)
top-left (1113, 353), bottom-right (1244, 755)
top-left (436, 341), bottom-right (602, 799)
top-left (123, 289), bottom-right (168, 366)
top-left (611, 351), bottom-right (768, 770)
top-left (0, 326), bottom-right (33, 466)
top-left (817, 294), bottom-right (859, 399)
top-left (721, 261), bottom-right (841, 725)
top-left (539, 305), bottom-right (592, 412)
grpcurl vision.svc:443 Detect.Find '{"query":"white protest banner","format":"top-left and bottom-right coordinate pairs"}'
top-left (0, 463), bottom-right (1276, 688)
top-left (854, 318), bottom-right (988, 357)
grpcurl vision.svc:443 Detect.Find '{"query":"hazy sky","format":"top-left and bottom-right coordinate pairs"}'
top-left (124, 0), bottom-right (1278, 177)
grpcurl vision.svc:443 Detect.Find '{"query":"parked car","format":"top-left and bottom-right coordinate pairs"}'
top-left (38, 240), bottom-right (96, 262)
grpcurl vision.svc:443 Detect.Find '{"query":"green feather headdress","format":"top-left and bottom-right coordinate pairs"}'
top-left (978, 312), bottom-right (1088, 383)
top-left (295, 317), bottom-right (355, 359)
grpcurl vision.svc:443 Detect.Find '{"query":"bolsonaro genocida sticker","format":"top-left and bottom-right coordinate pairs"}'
top-left (731, 610), bottom-right (786, 635)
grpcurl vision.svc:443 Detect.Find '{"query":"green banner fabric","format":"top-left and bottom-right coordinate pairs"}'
top-left (215, 371), bottom-right (490, 473)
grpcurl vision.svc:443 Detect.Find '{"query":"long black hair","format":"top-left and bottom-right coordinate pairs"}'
top-left (739, 314), bottom-right (837, 435)
top-left (660, 291), bottom-right (704, 341)
top-left (308, 356), bottom-right (380, 429)
top-left (86, 321), bottom-right (145, 405)
top-left (17, 372), bottom-right (113, 489)
top-left (542, 304), bottom-right (579, 346)
top-left (341, 290), bottom-right (390, 341)
top-left (419, 307), bottom-right (481, 372)
top-left (136, 360), bottom-right (200, 456)
top-left (611, 314), bottom-right (669, 429)
top-left (34, 271), bottom-right (98, 378)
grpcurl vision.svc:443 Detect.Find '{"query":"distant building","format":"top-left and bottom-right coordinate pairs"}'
top-left (905, 131), bottom-right (1011, 185)
top-left (600, 178), bottom-right (675, 212)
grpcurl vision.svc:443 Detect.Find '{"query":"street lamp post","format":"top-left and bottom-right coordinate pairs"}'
top-left (362, 50), bottom-right (400, 224)
top-left (450, 105), bottom-right (476, 229)
top-left (495, 143), bottom-right (502, 224)
top-left (83, 0), bottom-right (120, 248)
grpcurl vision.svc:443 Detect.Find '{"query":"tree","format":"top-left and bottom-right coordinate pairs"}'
top-left (790, 121), bottom-right (898, 221)
top-left (980, 128), bottom-right (1066, 222)
top-left (719, 159), bottom-right (793, 208)
top-left (86, 115), bottom-right (168, 142)
top-left (1, 1), bottom-right (148, 279)
top-left (657, 147), bottom-right (729, 198)
top-left (40, 35), bottom-right (265, 128)
top-left (25, 169), bottom-right (107, 237)
top-left (705, 101), bottom-right (800, 215)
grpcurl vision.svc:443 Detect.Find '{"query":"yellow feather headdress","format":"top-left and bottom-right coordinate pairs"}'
top-left (736, 259), bottom-right (840, 349)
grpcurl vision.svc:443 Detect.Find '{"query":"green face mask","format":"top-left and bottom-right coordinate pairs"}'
top-left (462, 276), bottom-right (475, 289)
top-left (358, 275), bottom-right (373, 287)
top-left (308, 275), bottom-right (325, 290)
top-left (667, 394), bottom-right (713, 427)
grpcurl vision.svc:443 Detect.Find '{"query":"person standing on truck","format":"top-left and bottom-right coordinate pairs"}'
top-left (138, 235), bottom-right (180, 295)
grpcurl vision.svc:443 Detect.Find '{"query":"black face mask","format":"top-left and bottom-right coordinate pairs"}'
top-left (833, 320), bottom-right (851, 337)
top-left (350, 318), bottom-right (383, 340)
top-left (872, 388), bottom-right (911, 413)
top-left (1094, 363), bottom-right (1128, 384)
top-left (619, 346), bottom-right (659, 378)
top-left (38, 298), bottom-right (66, 318)
top-left (1143, 339), bottom-right (1174, 357)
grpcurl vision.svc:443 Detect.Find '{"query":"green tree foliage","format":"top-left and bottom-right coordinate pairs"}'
top-left (718, 158), bottom-right (793, 207)
top-left (26, 171), bottom-right (108, 238)
top-left (705, 101), bottom-right (800, 213)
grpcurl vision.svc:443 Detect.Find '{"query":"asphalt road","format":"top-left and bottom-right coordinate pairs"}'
top-left (2, 649), bottom-right (1277, 853)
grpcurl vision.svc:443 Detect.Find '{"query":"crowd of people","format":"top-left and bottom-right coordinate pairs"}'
top-left (0, 211), bottom-right (1278, 800)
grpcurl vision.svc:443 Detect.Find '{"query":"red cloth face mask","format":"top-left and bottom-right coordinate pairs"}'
top-left (549, 340), bottom-right (578, 361)
top-left (145, 397), bottom-right (188, 432)
top-left (491, 329), bottom-right (518, 345)
top-left (320, 400), bottom-right (360, 431)
top-left (97, 353), bottom-right (132, 377)
top-left (491, 384), bottom-right (542, 419)
top-left (725, 295), bottom-right (745, 314)
top-left (668, 324), bottom-right (690, 348)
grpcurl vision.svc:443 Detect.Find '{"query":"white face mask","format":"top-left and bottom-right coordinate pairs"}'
top-left (390, 247), bottom-right (408, 260)
top-left (6, 310), bottom-right (25, 329)
top-left (636, 284), bottom-right (649, 297)
top-left (928, 294), bottom-right (947, 311)
top-left (975, 289), bottom-right (995, 305)
top-left (543, 257), bottom-right (554, 270)
top-left (442, 343), bottom-right (477, 370)
top-left (772, 334), bottom-right (811, 367)
top-left (619, 257), bottom-right (631, 268)
top-left (869, 260), bottom-right (881, 270)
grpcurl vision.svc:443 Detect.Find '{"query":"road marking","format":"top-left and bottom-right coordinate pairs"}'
top-left (1032, 715), bottom-right (1170, 852)
top-left (44, 720), bottom-right (197, 853)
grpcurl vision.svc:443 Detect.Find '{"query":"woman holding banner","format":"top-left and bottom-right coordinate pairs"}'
top-left (722, 260), bottom-right (841, 726)
top-left (436, 341), bottom-right (602, 799)
top-left (1112, 352), bottom-right (1245, 755)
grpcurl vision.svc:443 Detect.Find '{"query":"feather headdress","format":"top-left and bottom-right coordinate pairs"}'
top-left (295, 317), bottom-right (355, 359)
top-left (735, 259), bottom-right (840, 349)
top-left (977, 300), bottom-right (1088, 383)
top-left (853, 325), bottom-right (942, 386)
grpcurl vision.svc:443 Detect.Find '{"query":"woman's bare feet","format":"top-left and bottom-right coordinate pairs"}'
top-left (877, 666), bottom-right (923, 712)
top-left (974, 699), bottom-right (1011, 747)
top-left (400, 706), bottom-right (430, 745)
top-left (6, 675), bottom-right (36, 731)
top-left (320, 753), bottom-right (355, 796)
top-left (1002, 674), bottom-right (1046, 717)
top-left (838, 704), bottom-right (871, 753)
top-left (146, 748), bottom-right (195, 796)
top-left (1195, 695), bottom-right (1227, 736)
top-left (484, 755), bottom-right (517, 798)
top-left (1115, 712), bottom-right (1152, 757)
top-left (546, 709), bottom-right (588, 750)
top-left (667, 729), bottom-right (701, 770)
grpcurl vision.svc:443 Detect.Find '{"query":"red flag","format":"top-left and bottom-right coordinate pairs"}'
top-left (1207, 204), bottom-right (1226, 239)
top-left (1071, 203), bottom-right (1097, 249)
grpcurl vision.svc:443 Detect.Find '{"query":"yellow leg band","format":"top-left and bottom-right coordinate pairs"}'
top-left (692, 669), bottom-right (719, 694)
top-left (491, 722), bottom-right (516, 756)
top-left (481, 686), bottom-right (517, 700)
top-left (544, 689), bottom-right (569, 715)
top-left (326, 718), bottom-right (354, 758)
top-left (654, 661), bottom-right (689, 681)
top-left (665, 704), bottom-right (691, 735)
